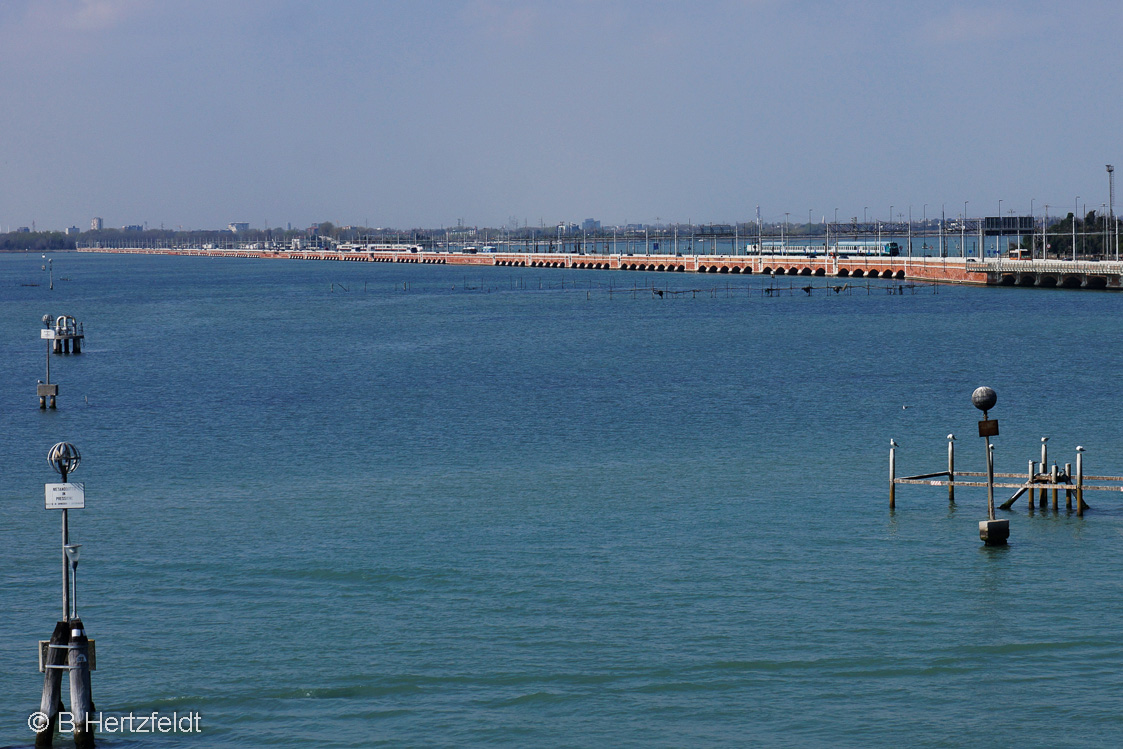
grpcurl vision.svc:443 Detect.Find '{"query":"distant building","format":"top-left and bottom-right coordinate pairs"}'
top-left (16, 226), bottom-right (31, 233)
top-left (90, 217), bottom-right (103, 231)
top-left (228, 222), bottom-right (250, 232)
top-left (122, 224), bottom-right (143, 231)
top-left (582, 218), bottom-right (601, 232)
top-left (65, 226), bottom-right (81, 235)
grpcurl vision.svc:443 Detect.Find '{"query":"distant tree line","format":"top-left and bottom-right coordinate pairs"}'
top-left (0, 231), bottom-right (74, 252)
top-left (1038, 212), bottom-right (1122, 259)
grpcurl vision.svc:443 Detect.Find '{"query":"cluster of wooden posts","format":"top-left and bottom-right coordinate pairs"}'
top-left (890, 436), bottom-right (1098, 516)
top-left (36, 619), bottom-right (95, 748)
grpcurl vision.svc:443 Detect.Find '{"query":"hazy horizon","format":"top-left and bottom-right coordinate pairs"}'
top-left (2, 1), bottom-right (1121, 231)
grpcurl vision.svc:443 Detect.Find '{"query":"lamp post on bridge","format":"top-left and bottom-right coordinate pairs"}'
top-left (962, 201), bottom-right (968, 262)
top-left (1073, 197), bottom-right (1079, 262)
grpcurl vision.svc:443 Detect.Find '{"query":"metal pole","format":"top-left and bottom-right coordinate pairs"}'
top-left (908, 206), bottom-right (912, 258)
top-left (962, 202), bottom-right (967, 262)
top-left (1073, 197), bottom-right (1079, 261)
top-left (998, 200), bottom-right (1003, 257)
top-left (60, 465), bottom-right (69, 622)
top-left (986, 439), bottom-right (995, 520)
top-left (1109, 165), bottom-right (1116, 260)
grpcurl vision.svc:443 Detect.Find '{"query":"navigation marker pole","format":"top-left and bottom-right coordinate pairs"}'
top-left (36, 443), bottom-right (95, 749)
top-left (972, 387), bottom-right (1009, 545)
top-left (39, 315), bottom-right (59, 409)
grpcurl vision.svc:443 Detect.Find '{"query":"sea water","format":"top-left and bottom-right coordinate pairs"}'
top-left (2, 253), bottom-right (1123, 747)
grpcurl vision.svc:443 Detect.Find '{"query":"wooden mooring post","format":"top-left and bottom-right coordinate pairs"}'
top-left (1066, 463), bottom-right (1073, 510)
top-left (35, 621), bottom-right (69, 748)
top-left (67, 617), bottom-right (94, 748)
top-left (1039, 438), bottom-right (1048, 507)
top-left (889, 440), bottom-right (897, 510)
top-left (1076, 446), bottom-right (1086, 516)
top-left (947, 435), bottom-right (955, 503)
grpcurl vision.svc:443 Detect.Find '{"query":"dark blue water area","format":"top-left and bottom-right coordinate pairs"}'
top-left (3, 252), bottom-right (1123, 747)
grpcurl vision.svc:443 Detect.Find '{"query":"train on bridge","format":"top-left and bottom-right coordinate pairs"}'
top-left (759, 240), bottom-right (901, 257)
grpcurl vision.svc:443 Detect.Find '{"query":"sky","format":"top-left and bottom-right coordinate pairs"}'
top-left (1, 0), bottom-right (1121, 230)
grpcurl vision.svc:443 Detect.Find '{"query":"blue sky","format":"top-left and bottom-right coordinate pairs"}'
top-left (1, 0), bottom-right (1120, 230)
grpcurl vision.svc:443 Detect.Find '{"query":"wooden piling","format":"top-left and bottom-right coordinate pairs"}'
top-left (889, 444), bottom-right (896, 510)
top-left (1039, 462), bottom-right (1048, 508)
top-left (67, 618), bottom-right (94, 748)
top-left (1065, 463), bottom-right (1073, 509)
top-left (1027, 461), bottom-right (1035, 513)
top-left (1051, 464), bottom-right (1059, 510)
top-left (1040, 439), bottom-right (1048, 505)
top-left (1076, 451), bottom-right (1086, 516)
top-left (35, 621), bottom-right (69, 748)
top-left (947, 438), bottom-right (955, 503)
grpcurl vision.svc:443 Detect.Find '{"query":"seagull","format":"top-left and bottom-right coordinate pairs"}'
top-left (901, 405), bottom-right (909, 410)
top-left (890, 439), bottom-right (898, 448)
top-left (947, 434), bottom-right (956, 441)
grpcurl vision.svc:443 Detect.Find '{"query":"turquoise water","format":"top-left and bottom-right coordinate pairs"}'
top-left (3, 253), bottom-right (1123, 747)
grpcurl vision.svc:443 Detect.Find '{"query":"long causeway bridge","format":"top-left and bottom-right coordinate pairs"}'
top-left (76, 247), bottom-right (1123, 290)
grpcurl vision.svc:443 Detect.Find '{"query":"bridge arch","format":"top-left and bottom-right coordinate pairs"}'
top-left (1086, 275), bottom-right (1108, 289)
